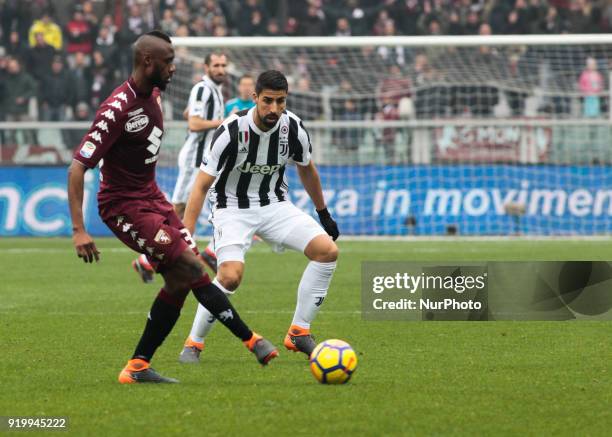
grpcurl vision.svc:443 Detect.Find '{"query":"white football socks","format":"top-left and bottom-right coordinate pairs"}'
top-left (291, 261), bottom-right (337, 329)
top-left (189, 278), bottom-right (232, 343)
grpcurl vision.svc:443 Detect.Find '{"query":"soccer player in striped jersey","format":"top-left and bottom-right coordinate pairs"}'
top-left (132, 52), bottom-right (227, 282)
top-left (178, 70), bottom-right (340, 362)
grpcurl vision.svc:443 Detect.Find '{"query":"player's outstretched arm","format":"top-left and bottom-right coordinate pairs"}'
top-left (188, 116), bottom-right (222, 132)
top-left (297, 161), bottom-right (340, 240)
top-left (183, 170), bottom-right (216, 235)
top-left (67, 160), bottom-right (100, 263)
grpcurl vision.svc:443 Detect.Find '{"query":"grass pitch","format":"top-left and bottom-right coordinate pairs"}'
top-left (1, 238), bottom-right (611, 436)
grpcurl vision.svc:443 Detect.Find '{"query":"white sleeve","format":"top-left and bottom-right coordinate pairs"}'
top-left (294, 120), bottom-right (312, 166)
top-left (188, 84), bottom-right (212, 118)
top-left (199, 124), bottom-right (231, 177)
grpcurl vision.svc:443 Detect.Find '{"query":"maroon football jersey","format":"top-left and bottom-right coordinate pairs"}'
top-left (73, 77), bottom-right (165, 206)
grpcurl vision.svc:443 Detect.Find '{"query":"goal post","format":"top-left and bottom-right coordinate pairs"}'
top-left (3, 34), bottom-right (612, 237)
top-left (158, 34), bottom-right (612, 236)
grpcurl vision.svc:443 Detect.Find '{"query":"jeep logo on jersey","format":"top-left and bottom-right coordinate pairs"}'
top-left (125, 114), bottom-right (149, 133)
top-left (238, 162), bottom-right (281, 175)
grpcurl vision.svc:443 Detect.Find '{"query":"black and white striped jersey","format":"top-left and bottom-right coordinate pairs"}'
top-left (201, 106), bottom-right (312, 209)
top-left (183, 75), bottom-right (224, 168)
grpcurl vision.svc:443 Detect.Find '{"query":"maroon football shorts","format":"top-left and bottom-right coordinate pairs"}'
top-left (100, 198), bottom-right (198, 272)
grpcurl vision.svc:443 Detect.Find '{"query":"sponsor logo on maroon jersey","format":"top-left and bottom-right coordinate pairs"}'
top-left (128, 108), bottom-right (144, 117)
top-left (125, 114), bottom-right (150, 133)
top-left (154, 229), bottom-right (172, 245)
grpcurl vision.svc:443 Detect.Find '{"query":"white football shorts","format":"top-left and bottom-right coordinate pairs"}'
top-left (210, 201), bottom-right (327, 265)
top-left (171, 140), bottom-right (199, 204)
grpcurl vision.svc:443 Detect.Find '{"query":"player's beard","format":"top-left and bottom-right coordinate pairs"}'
top-left (152, 69), bottom-right (168, 91)
top-left (263, 114), bottom-right (279, 128)
top-left (211, 73), bottom-right (225, 85)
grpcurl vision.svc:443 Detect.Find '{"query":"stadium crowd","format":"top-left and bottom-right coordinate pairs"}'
top-left (1, 0), bottom-right (611, 132)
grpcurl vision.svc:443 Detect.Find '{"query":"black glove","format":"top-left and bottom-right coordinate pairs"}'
top-left (317, 207), bottom-right (340, 241)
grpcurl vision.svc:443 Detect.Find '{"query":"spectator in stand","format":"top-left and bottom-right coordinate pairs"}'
top-left (247, 9), bottom-right (267, 36)
top-left (412, 53), bottom-right (447, 118)
top-left (291, 77), bottom-right (323, 119)
top-left (447, 11), bottom-right (464, 35)
top-left (505, 53), bottom-right (529, 116)
top-left (265, 19), bottom-right (282, 36)
top-left (376, 96), bottom-right (400, 162)
top-left (70, 52), bottom-right (92, 114)
top-left (344, 0), bottom-right (369, 36)
top-left (567, 0), bottom-right (601, 34)
top-left (0, 53), bottom-right (7, 143)
top-left (372, 9), bottom-right (391, 36)
top-left (123, 4), bottom-right (151, 40)
top-left (378, 64), bottom-right (412, 108)
top-left (175, 24), bottom-right (190, 37)
top-left (578, 56), bottom-right (604, 118)
top-left (389, 0), bottom-right (422, 35)
top-left (238, 0), bottom-right (264, 35)
top-left (505, 4), bottom-right (530, 34)
top-left (540, 6), bottom-right (566, 33)
top-left (40, 55), bottom-right (73, 121)
top-left (284, 17), bottom-right (300, 36)
top-left (100, 14), bottom-right (117, 38)
top-left (28, 12), bottom-right (63, 50)
top-left (173, 0), bottom-right (192, 26)
top-left (3, 57), bottom-right (38, 144)
top-left (213, 24), bottom-right (228, 36)
top-left (27, 32), bottom-right (57, 84)
top-left (127, 0), bottom-right (158, 31)
top-left (6, 30), bottom-right (29, 63)
top-left (90, 50), bottom-right (116, 109)
top-left (524, 0), bottom-right (547, 34)
top-left (376, 63), bottom-right (412, 161)
top-left (376, 19), bottom-right (408, 67)
top-left (301, 4), bottom-right (326, 36)
top-left (2, 1), bottom-right (35, 47)
top-left (331, 79), bottom-right (363, 152)
top-left (417, 0), bottom-right (449, 35)
top-left (200, 0), bottom-right (226, 33)
top-left (65, 8), bottom-right (94, 58)
top-left (94, 26), bottom-right (117, 67)
top-left (463, 10), bottom-right (482, 34)
top-left (190, 16), bottom-right (208, 36)
top-left (160, 9), bottom-right (179, 35)
top-left (335, 17), bottom-right (351, 36)
top-left (82, 0), bottom-right (102, 27)
top-left (605, 3), bottom-right (612, 31)
top-left (65, 101), bottom-right (91, 148)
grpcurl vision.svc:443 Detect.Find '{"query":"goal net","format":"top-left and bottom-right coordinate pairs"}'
top-left (157, 35), bottom-right (612, 237)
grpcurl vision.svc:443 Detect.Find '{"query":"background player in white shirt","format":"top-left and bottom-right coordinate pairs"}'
top-left (133, 52), bottom-right (227, 281)
top-left (179, 70), bottom-right (340, 362)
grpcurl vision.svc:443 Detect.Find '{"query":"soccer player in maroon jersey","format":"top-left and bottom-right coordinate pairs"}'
top-left (67, 30), bottom-right (277, 384)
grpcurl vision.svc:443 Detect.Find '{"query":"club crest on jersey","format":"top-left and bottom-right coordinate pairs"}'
top-left (154, 229), bottom-right (172, 245)
top-left (280, 141), bottom-right (288, 157)
top-left (125, 114), bottom-right (149, 133)
top-left (79, 141), bottom-right (96, 158)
